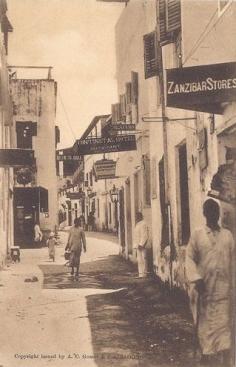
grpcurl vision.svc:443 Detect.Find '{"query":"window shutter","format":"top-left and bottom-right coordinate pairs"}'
top-left (116, 103), bottom-right (122, 122)
top-left (131, 71), bottom-right (138, 104)
top-left (125, 82), bottom-right (132, 104)
top-left (119, 94), bottom-right (126, 117)
top-left (159, 0), bottom-right (167, 44)
top-left (167, 0), bottom-right (181, 32)
top-left (143, 32), bottom-right (158, 79)
top-left (143, 155), bottom-right (151, 206)
top-left (159, 0), bottom-right (181, 45)
top-left (111, 104), bottom-right (116, 123)
top-left (55, 126), bottom-right (60, 145)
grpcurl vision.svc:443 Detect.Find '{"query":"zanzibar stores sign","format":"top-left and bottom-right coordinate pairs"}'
top-left (166, 62), bottom-right (236, 114)
top-left (76, 135), bottom-right (137, 155)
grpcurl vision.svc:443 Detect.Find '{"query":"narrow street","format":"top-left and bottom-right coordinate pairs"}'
top-left (0, 232), bottom-right (196, 367)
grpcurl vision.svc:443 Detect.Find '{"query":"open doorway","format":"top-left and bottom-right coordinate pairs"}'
top-left (176, 142), bottom-right (190, 245)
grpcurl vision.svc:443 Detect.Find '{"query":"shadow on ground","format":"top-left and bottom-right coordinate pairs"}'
top-left (39, 255), bottom-right (198, 367)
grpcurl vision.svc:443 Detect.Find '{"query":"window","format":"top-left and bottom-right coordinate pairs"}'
top-left (111, 103), bottom-right (122, 123)
top-left (55, 126), bottom-right (60, 146)
top-left (119, 94), bottom-right (126, 118)
top-left (125, 82), bottom-right (132, 105)
top-left (159, 0), bottom-right (181, 45)
top-left (143, 155), bottom-right (151, 206)
top-left (143, 31), bottom-right (158, 79)
top-left (159, 156), bottom-right (169, 250)
top-left (97, 198), bottom-right (100, 218)
top-left (16, 122), bottom-right (37, 149)
top-left (131, 71), bottom-right (138, 104)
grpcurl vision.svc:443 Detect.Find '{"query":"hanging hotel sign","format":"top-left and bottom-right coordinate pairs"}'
top-left (93, 159), bottom-right (116, 180)
top-left (76, 135), bottom-right (137, 155)
top-left (109, 123), bottom-right (136, 132)
top-left (166, 62), bottom-right (236, 114)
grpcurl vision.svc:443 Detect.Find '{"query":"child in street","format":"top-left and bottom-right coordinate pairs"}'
top-left (47, 231), bottom-right (56, 262)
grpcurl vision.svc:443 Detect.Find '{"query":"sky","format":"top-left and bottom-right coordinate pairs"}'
top-left (7, 0), bottom-right (124, 149)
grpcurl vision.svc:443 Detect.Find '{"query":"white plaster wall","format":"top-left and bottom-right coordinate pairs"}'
top-left (115, 0), bottom-right (158, 256)
top-left (181, 1), bottom-right (236, 67)
top-left (10, 79), bottom-right (58, 232)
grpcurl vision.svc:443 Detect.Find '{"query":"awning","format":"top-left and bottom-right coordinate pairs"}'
top-left (0, 149), bottom-right (35, 167)
top-left (166, 62), bottom-right (236, 114)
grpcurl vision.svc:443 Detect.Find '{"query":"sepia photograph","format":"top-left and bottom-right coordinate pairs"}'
top-left (0, 0), bottom-right (235, 366)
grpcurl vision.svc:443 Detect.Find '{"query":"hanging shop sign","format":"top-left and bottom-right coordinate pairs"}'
top-left (0, 149), bottom-right (35, 167)
top-left (76, 135), bottom-right (137, 155)
top-left (66, 192), bottom-right (85, 200)
top-left (93, 159), bottom-right (116, 180)
top-left (166, 62), bottom-right (236, 114)
top-left (57, 146), bottom-right (83, 162)
top-left (109, 123), bottom-right (136, 132)
top-left (56, 153), bottom-right (83, 162)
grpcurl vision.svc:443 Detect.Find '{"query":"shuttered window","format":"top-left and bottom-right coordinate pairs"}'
top-left (125, 82), bottom-right (132, 104)
top-left (159, 0), bottom-right (181, 45)
top-left (119, 94), bottom-right (126, 117)
top-left (143, 155), bottom-right (151, 206)
top-left (131, 71), bottom-right (138, 104)
top-left (111, 103), bottom-right (122, 123)
top-left (143, 31), bottom-right (158, 79)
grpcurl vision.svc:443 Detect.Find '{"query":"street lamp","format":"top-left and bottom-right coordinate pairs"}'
top-left (109, 184), bottom-right (119, 203)
top-left (87, 187), bottom-right (92, 196)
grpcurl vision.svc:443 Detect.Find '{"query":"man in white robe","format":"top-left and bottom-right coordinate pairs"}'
top-left (133, 212), bottom-right (149, 278)
top-left (186, 199), bottom-right (235, 366)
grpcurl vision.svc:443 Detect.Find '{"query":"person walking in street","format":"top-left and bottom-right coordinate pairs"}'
top-left (78, 214), bottom-right (86, 230)
top-left (47, 231), bottom-right (56, 262)
top-left (133, 212), bottom-right (149, 278)
top-left (186, 199), bottom-right (235, 367)
top-left (66, 217), bottom-right (86, 280)
top-left (87, 211), bottom-right (95, 231)
top-left (34, 221), bottom-right (42, 247)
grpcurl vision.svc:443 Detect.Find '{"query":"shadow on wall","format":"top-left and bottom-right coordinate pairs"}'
top-left (157, 246), bottom-right (188, 291)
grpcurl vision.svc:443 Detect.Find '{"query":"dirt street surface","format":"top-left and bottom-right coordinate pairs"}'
top-left (0, 231), bottom-right (197, 367)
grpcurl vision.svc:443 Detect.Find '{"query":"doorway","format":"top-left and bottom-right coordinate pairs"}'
top-left (125, 179), bottom-right (133, 254)
top-left (13, 187), bottom-right (45, 248)
top-left (118, 188), bottom-right (125, 250)
top-left (177, 143), bottom-right (190, 245)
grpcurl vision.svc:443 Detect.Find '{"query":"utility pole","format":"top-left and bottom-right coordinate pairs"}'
top-left (156, 2), bottom-right (174, 286)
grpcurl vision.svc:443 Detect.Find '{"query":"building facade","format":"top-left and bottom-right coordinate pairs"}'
top-left (9, 68), bottom-right (59, 247)
top-left (150, 0), bottom-right (236, 287)
top-left (102, 0), bottom-right (236, 285)
top-left (0, 0), bottom-right (14, 266)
